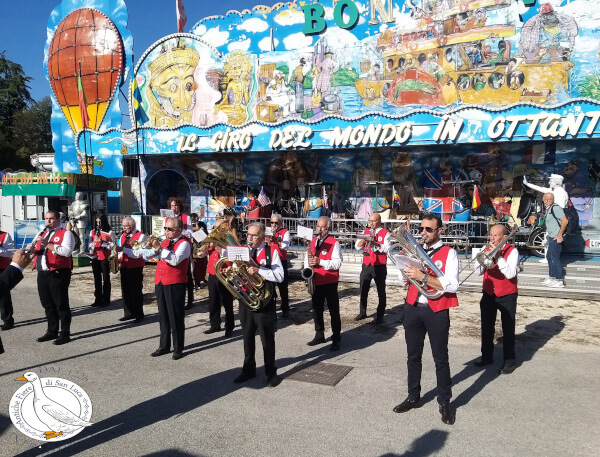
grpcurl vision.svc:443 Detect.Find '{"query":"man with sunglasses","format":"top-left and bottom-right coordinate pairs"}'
top-left (115, 217), bottom-right (147, 323)
top-left (269, 214), bottom-right (290, 317)
top-left (393, 214), bottom-right (459, 425)
top-left (355, 212), bottom-right (391, 324)
top-left (146, 217), bottom-right (191, 360)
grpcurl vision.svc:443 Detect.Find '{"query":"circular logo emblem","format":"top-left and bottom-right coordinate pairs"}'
top-left (377, 236), bottom-right (382, 242)
top-left (10, 372), bottom-right (93, 442)
top-left (53, 236), bottom-right (61, 243)
top-left (321, 250), bottom-right (328, 255)
top-left (435, 260), bottom-right (443, 269)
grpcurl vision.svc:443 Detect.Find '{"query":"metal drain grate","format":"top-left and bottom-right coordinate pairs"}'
top-left (287, 362), bottom-right (353, 386)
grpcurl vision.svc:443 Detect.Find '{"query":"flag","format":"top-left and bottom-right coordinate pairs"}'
top-left (393, 186), bottom-right (402, 205)
top-left (472, 185), bottom-right (481, 210)
top-left (77, 71), bottom-right (89, 130)
top-left (131, 77), bottom-right (149, 125)
top-left (258, 187), bottom-right (271, 207)
top-left (323, 187), bottom-right (329, 209)
top-left (176, 0), bottom-right (187, 33)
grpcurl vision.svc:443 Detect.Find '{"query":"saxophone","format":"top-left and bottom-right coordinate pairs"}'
top-left (301, 244), bottom-right (315, 296)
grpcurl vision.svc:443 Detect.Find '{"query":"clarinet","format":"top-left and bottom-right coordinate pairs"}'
top-left (25, 226), bottom-right (51, 254)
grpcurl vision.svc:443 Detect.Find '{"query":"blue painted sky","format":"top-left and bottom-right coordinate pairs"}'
top-left (0, 0), bottom-right (266, 101)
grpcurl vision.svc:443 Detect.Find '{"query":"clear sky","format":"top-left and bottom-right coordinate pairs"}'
top-left (0, 0), bottom-right (270, 102)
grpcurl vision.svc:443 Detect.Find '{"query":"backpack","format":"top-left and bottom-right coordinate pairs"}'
top-left (550, 200), bottom-right (579, 235)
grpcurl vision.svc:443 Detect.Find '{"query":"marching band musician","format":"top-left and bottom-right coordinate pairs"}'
top-left (27, 210), bottom-right (75, 346)
top-left (115, 216), bottom-right (147, 323)
top-left (305, 216), bottom-right (343, 352)
top-left (88, 213), bottom-right (115, 308)
top-left (269, 214), bottom-right (291, 317)
top-left (393, 214), bottom-right (458, 425)
top-left (474, 224), bottom-right (519, 374)
top-left (191, 214), bottom-right (208, 289)
top-left (354, 212), bottom-right (391, 324)
top-left (146, 217), bottom-right (191, 360)
top-left (0, 226), bottom-right (15, 330)
top-left (164, 197), bottom-right (194, 310)
top-left (232, 222), bottom-right (284, 387)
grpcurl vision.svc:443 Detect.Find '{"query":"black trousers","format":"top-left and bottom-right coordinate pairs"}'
top-left (312, 282), bottom-right (341, 342)
top-left (121, 267), bottom-right (144, 319)
top-left (0, 268), bottom-right (13, 325)
top-left (186, 259), bottom-right (194, 306)
top-left (155, 282), bottom-right (186, 354)
top-left (403, 302), bottom-right (452, 405)
top-left (91, 258), bottom-right (111, 306)
top-left (239, 303), bottom-right (277, 377)
top-left (276, 259), bottom-right (289, 312)
top-left (37, 269), bottom-right (72, 336)
top-left (207, 274), bottom-right (234, 331)
top-left (480, 291), bottom-right (517, 361)
top-left (359, 264), bottom-right (387, 317)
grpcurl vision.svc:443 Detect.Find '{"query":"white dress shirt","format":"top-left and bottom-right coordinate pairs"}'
top-left (144, 235), bottom-right (190, 265)
top-left (253, 242), bottom-right (284, 283)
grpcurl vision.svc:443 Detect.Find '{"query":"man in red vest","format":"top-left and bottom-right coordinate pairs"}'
top-left (147, 217), bottom-right (191, 360)
top-left (232, 222), bottom-right (284, 387)
top-left (165, 197), bottom-right (194, 309)
top-left (27, 210), bottom-right (75, 345)
top-left (116, 216), bottom-right (147, 323)
top-left (355, 213), bottom-right (391, 324)
top-left (305, 216), bottom-right (343, 351)
top-left (392, 214), bottom-right (458, 425)
top-left (269, 214), bottom-right (291, 317)
top-left (0, 249), bottom-right (34, 354)
top-left (474, 224), bottom-right (519, 374)
top-left (0, 227), bottom-right (15, 330)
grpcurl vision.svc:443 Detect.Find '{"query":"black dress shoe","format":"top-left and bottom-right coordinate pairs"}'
top-left (281, 310), bottom-right (290, 318)
top-left (151, 348), bottom-right (170, 357)
top-left (224, 329), bottom-right (233, 338)
top-left (204, 326), bottom-right (222, 334)
top-left (393, 397), bottom-right (422, 413)
top-left (440, 404), bottom-right (455, 425)
top-left (307, 336), bottom-right (326, 346)
top-left (330, 341), bottom-right (340, 352)
top-left (0, 344), bottom-right (4, 354)
top-left (172, 352), bottom-right (184, 360)
top-left (90, 302), bottom-right (100, 307)
top-left (53, 335), bottom-right (71, 345)
top-left (266, 375), bottom-right (282, 387)
top-left (99, 302), bottom-right (110, 308)
top-left (474, 357), bottom-right (494, 367)
top-left (1, 321), bottom-right (14, 331)
top-left (354, 313), bottom-right (367, 321)
top-left (134, 316), bottom-right (144, 323)
top-left (500, 359), bottom-right (517, 375)
top-left (119, 316), bottom-right (135, 322)
top-left (36, 333), bottom-right (58, 343)
top-left (184, 303), bottom-right (194, 310)
top-left (375, 316), bottom-right (384, 325)
top-left (233, 372), bottom-right (256, 384)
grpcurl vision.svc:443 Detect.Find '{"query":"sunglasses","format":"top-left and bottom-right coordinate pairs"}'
top-left (419, 226), bottom-right (437, 233)
top-left (164, 227), bottom-right (178, 232)
top-left (270, 221), bottom-right (279, 224)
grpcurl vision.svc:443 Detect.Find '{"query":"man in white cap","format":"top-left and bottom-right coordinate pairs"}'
top-left (523, 173), bottom-right (568, 208)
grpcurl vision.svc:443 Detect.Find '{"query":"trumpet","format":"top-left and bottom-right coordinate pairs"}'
top-left (356, 232), bottom-right (376, 256)
top-left (131, 235), bottom-right (166, 250)
top-left (192, 243), bottom-right (208, 258)
top-left (302, 245), bottom-right (315, 296)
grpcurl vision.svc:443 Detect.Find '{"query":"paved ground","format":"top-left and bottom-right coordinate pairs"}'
top-left (0, 269), bottom-right (599, 457)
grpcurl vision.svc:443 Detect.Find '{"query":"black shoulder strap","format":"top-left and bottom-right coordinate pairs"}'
top-left (264, 244), bottom-right (272, 269)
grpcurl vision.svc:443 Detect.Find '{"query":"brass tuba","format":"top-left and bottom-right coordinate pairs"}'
top-left (476, 227), bottom-right (518, 270)
top-left (388, 226), bottom-right (445, 300)
top-left (200, 223), bottom-right (270, 310)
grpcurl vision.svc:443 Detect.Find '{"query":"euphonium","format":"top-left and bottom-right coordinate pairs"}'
top-left (476, 227), bottom-right (518, 270)
top-left (388, 226), bottom-right (445, 300)
top-left (201, 224), bottom-right (270, 310)
top-left (301, 245), bottom-right (315, 296)
top-left (109, 246), bottom-right (119, 274)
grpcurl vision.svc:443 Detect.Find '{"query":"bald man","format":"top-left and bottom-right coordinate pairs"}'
top-left (474, 224), bottom-right (519, 374)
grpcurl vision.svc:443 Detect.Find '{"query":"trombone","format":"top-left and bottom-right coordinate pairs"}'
top-left (476, 227), bottom-right (518, 270)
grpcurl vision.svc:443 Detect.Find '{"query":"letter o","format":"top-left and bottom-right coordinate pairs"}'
top-left (334, 0), bottom-right (359, 29)
top-left (488, 116), bottom-right (506, 140)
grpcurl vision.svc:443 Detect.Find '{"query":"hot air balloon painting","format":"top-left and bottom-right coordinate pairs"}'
top-left (47, 8), bottom-right (124, 134)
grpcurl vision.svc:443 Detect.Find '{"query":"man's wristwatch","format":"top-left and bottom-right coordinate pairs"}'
top-left (421, 273), bottom-right (429, 287)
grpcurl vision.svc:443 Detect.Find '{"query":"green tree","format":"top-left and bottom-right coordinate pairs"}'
top-left (13, 97), bottom-right (53, 163)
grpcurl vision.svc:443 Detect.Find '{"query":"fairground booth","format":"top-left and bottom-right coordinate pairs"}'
top-left (42, 0), bottom-right (600, 258)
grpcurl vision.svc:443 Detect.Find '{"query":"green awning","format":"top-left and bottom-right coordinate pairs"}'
top-left (1, 172), bottom-right (119, 196)
top-left (2, 183), bottom-right (76, 197)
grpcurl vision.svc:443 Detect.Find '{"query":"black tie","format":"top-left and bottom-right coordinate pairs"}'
top-left (36, 230), bottom-right (53, 272)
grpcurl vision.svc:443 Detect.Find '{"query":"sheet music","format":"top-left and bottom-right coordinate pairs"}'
top-left (227, 246), bottom-right (250, 262)
top-left (297, 225), bottom-right (313, 241)
top-left (393, 254), bottom-right (421, 271)
top-left (192, 230), bottom-right (207, 243)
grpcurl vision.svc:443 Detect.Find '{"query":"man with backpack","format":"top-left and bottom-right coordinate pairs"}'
top-left (542, 193), bottom-right (568, 288)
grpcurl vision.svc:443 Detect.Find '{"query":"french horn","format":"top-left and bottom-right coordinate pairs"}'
top-left (388, 226), bottom-right (445, 300)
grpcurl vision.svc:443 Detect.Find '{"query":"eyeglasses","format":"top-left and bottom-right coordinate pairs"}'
top-left (419, 226), bottom-right (437, 233)
top-left (164, 227), bottom-right (177, 232)
top-left (122, 225), bottom-right (132, 227)
top-left (270, 221), bottom-right (279, 224)
top-left (247, 233), bottom-right (261, 238)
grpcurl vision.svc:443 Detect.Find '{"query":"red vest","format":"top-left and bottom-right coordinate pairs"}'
top-left (91, 229), bottom-right (111, 261)
top-left (310, 236), bottom-right (340, 286)
top-left (406, 245), bottom-right (458, 312)
top-left (482, 244), bottom-right (518, 297)
top-left (154, 238), bottom-right (190, 285)
top-left (207, 247), bottom-right (221, 276)
top-left (361, 227), bottom-right (389, 266)
top-left (0, 232), bottom-right (11, 269)
top-left (120, 231), bottom-right (146, 269)
top-left (274, 228), bottom-right (289, 260)
top-left (32, 228), bottom-right (72, 271)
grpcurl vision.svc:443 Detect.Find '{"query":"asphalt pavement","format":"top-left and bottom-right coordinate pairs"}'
top-left (0, 268), bottom-right (599, 457)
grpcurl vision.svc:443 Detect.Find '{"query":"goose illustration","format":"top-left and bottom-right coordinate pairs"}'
top-left (15, 372), bottom-right (93, 440)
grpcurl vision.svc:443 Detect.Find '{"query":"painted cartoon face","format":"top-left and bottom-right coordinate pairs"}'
top-left (563, 161), bottom-right (578, 177)
top-left (150, 64), bottom-right (196, 119)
